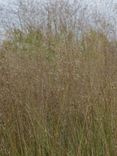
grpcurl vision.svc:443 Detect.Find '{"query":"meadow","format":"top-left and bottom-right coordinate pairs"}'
top-left (0, 0), bottom-right (117, 155)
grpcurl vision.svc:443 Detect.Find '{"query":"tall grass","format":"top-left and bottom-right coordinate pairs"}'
top-left (0, 0), bottom-right (117, 156)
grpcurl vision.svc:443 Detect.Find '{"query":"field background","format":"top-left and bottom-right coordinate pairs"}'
top-left (0, 0), bottom-right (117, 156)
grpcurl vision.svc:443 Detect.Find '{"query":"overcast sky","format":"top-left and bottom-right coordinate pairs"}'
top-left (0, 0), bottom-right (117, 11)
top-left (0, 0), bottom-right (116, 31)
top-left (0, 0), bottom-right (116, 40)
top-left (0, 0), bottom-right (116, 23)
top-left (0, 0), bottom-right (116, 26)
top-left (0, 0), bottom-right (117, 6)
top-left (0, 0), bottom-right (116, 15)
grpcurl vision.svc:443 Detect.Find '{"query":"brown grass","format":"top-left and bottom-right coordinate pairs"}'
top-left (0, 1), bottom-right (117, 155)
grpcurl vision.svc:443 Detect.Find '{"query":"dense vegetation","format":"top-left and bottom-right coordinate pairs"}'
top-left (0, 0), bottom-right (117, 155)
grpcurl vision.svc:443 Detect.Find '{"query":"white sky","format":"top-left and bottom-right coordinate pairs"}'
top-left (0, 0), bottom-right (117, 27)
top-left (0, 0), bottom-right (116, 37)
top-left (0, 0), bottom-right (117, 5)
top-left (0, 0), bottom-right (117, 9)
top-left (0, 0), bottom-right (116, 24)
top-left (0, 0), bottom-right (116, 13)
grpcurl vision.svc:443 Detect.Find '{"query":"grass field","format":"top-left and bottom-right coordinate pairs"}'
top-left (0, 1), bottom-right (117, 155)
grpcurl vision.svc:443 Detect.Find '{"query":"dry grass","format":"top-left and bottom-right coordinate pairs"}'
top-left (0, 29), bottom-right (117, 156)
top-left (0, 1), bottom-right (117, 155)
